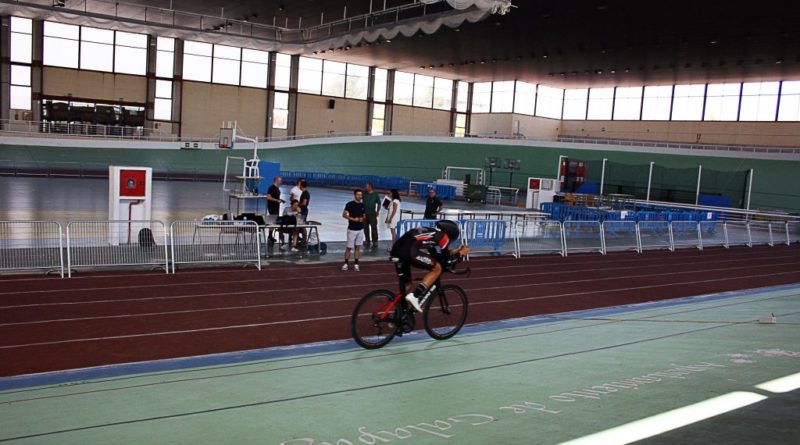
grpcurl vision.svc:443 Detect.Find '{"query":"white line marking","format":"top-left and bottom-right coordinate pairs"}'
top-left (0, 270), bottom-right (796, 349)
top-left (558, 391), bottom-right (766, 445)
top-left (1, 249), bottom-right (791, 296)
top-left (2, 255), bottom-right (797, 310)
top-left (755, 371), bottom-right (800, 393)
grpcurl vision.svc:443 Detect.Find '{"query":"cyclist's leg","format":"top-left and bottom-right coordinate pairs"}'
top-left (404, 252), bottom-right (438, 312)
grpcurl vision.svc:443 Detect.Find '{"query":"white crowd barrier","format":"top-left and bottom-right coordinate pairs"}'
top-left (637, 221), bottom-right (673, 251)
top-left (671, 221), bottom-right (702, 250)
top-left (563, 221), bottom-right (604, 255)
top-left (170, 220), bottom-right (261, 273)
top-left (66, 220), bottom-right (168, 277)
top-left (602, 221), bottom-right (640, 253)
top-left (515, 220), bottom-right (565, 256)
top-left (699, 221), bottom-right (728, 248)
top-left (0, 221), bottom-right (64, 277)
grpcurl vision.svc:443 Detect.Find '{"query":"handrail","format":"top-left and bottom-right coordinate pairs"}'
top-left (558, 135), bottom-right (800, 155)
top-left (628, 199), bottom-right (800, 221)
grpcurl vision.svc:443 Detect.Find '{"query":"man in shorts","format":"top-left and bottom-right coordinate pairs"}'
top-left (342, 189), bottom-right (366, 271)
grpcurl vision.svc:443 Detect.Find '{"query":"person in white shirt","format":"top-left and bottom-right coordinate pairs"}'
top-left (384, 189), bottom-right (402, 244)
top-left (289, 178), bottom-right (304, 204)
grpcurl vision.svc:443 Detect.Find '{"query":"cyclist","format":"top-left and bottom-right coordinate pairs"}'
top-left (389, 220), bottom-right (469, 313)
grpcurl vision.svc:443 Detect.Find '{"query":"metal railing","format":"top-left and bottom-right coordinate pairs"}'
top-left (0, 221), bottom-right (64, 277)
top-left (601, 221), bottom-right (640, 253)
top-left (563, 221), bottom-right (604, 255)
top-left (558, 135), bottom-right (800, 155)
top-left (66, 220), bottom-right (169, 277)
top-left (169, 220), bottom-right (261, 273)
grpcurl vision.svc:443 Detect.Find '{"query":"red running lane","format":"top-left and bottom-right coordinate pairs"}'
top-left (0, 245), bottom-right (798, 376)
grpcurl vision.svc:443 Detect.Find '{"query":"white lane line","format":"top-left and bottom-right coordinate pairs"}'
top-left (558, 391), bottom-right (767, 445)
top-left (1, 270), bottom-right (796, 349)
top-left (3, 254), bottom-right (798, 309)
top-left (0, 245), bottom-right (780, 283)
top-left (755, 371), bottom-right (800, 393)
top-left (1, 249), bottom-right (791, 296)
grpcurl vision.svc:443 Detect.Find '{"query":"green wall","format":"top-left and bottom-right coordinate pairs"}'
top-left (1, 140), bottom-right (798, 212)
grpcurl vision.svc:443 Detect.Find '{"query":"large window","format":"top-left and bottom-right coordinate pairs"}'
top-left (535, 85), bottom-right (563, 119)
top-left (455, 113), bottom-right (467, 137)
top-left (513, 82), bottom-right (536, 115)
top-left (298, 57), bottom-right (323, 94)
top-left (433, 77), bottom-right (453, 110)
top-left (536, 85), bottom-right (564, 119)
top-left (182, 41), bottom-right (212, 82)
top-left (393, 71), bottom-right (414, 106)
top-left (373, 68), bottom-right (388, 102)
top-left (274, 53), bottom-right (292, 91)
top-left (154, 37), bottom-right (175, 121)
top-left (345, 63), bottom-right (369, 100)
top-left (322, 61), bottom-right (346, 97)
top-left (740, 81), bottom-right (779, 121)
top-left (562, 89), bottom-right (588, 120)
top-left (471, 82), bottom-right (492, 113)
top-left (212, 45), bottom-right (241, 85)
top-left (490, 81), bottom-right (515, 113)
top-left (704, 83), bottom-right (740, 121)
top-left (10, 17), bottom-right (32, 111)
top-left (154, 80), bottom-right (172, 121)
top-left (114, 32), bottom-right (147, 75)
top-left (642, 85), bottom-right (672, 120)
top-left (778, 81), bottom-right (800, 121)
top-left (613, 87), bottom-right (643, 120)
top-left (412, 74), bottom-right (434, 108)
top-left (371, 103), bottom-right (385, 136)
top-left (671, 84), bottom-right (705, 121)
top-left (456, 81), bottom-right (469, 112)
top-left (155, 37), bottom-right (175, 78)
top-left (273, 91), bottom-right (289, 129)
top-left (43, 22), bottom-right (79, 69)
top-left (80, 27), bottom-right (114, 72)
top-left (587, 87), bottom-right (614, 120)
top-left (10, 17), bottom-right (33, 64)
top-left (240, 49), bottom-right (269, 88)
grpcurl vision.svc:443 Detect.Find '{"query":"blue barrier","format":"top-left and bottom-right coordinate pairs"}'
top-left (410, 182), bottom-right (456, 200)
top-left (461, 220), bottom-right (508, 254)
top-left (280, 171), bottom-right (409, 191)
top-left (541, 202), bottom-right (716, 224)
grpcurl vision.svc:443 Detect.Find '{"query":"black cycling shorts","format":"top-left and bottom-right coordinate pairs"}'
top-left (391, 232), bottom-right (437, 288)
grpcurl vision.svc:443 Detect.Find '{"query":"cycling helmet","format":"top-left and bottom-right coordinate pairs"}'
top-left (435, 220), bottom-right (460, 242)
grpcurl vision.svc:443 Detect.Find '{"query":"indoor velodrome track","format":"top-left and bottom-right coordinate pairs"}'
top-left (1, 245), bottom-right (800, 444)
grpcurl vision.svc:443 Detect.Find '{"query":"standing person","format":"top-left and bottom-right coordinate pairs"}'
top-left (423, 187), bottom-right (444, 219)
top-left (362, 182), bottom-right (381, 248)
top-left (289, 178), bottom-right (304, 203)
top-left (266, 176), bottom-right (285, 245)
top-left (342, 189), bottom-right (365, 271)
top-left (384, 189), bottom-right (402, 245)
top-left (298, 180), bottom-right (310, 223)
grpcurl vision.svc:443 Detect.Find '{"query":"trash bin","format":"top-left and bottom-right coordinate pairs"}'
top-left (465, 184), bottom-right (488, 203)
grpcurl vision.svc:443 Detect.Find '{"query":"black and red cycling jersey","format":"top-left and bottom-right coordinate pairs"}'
top-left (390, 226), bottom-right (452, 272)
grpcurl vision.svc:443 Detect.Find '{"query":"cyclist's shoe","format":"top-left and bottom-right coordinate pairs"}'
top-left (405, 293), bottom-right (423, 312)
top-left (341, 263), bottom-right (348, 271)
top-left (354, 264), bottom-right (360, 272)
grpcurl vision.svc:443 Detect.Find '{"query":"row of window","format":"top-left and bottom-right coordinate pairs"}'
top-left (473, 81), bottom-right (800, 122)
top-left (11, 18), bottom-right (800, 124)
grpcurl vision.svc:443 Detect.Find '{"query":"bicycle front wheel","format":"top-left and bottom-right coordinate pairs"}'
top-left (351, 289), bottom-right (399, 349)
top-left (424, 284), bottom-right (468, 340)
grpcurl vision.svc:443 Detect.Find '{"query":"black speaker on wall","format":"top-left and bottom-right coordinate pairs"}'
top-left (328, 99), bottom-right (336, 109)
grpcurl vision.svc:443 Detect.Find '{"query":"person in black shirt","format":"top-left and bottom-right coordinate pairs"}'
top-left (342, 189), bottom-right (365, 271)
top-left (298, 180), bottom-right (310, 222)
top-left (266, 176), bottom-right (284, 245)
top-left (424, 188), bottom-right (443, 219)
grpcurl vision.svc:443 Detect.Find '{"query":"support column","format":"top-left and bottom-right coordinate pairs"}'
top-left (30, 19), bottom-right (43, 123)
top-left (745, 169), bottom-right (754, 210)
top-left (172, 38), bottom-right (183, 137)
top-left (286, 54), bottom-right (299, 137)
top-left (599, 158), bottom-right (607, 196)
top-left (384, 69), bottom-right (394, 134)
top-left (695, 165), bottom-right (703, 206)
top-left (366, 66), bottom-right (375, 134)
top-left (1, 16), bottom-right (11, 121)
top-left (646, 161), bottom-right (654, 201)
top-left (264, 51), bottom-right (276, 139)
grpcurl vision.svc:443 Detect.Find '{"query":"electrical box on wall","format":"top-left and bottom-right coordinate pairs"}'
top-left (109, 166), bottom-right (153, 245)
top-left (119, 169), bottom-right (147, 197)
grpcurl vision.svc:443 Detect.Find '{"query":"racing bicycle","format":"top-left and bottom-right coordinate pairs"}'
top-left (351, 257), bottom-right (469, 349)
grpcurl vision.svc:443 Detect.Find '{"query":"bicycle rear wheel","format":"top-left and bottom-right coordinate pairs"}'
top-left (351, 289), bottom-right (399, 349)
top-left (424, 284), bottom-right (468, 340)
